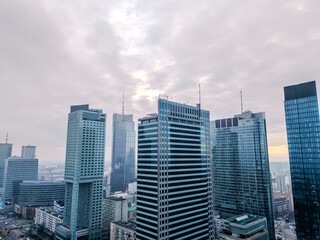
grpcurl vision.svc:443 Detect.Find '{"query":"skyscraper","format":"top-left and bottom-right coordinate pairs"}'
top-left (0, 142), bottom-right (12, 187)
top-left (61, 104), bottom-right (106, 240)
top-left (211, 111), bottom-right (275, 239)
top-left (2, 155), bottom-right (38, 209)
top-left (21, 145), bottom-right (36, 158)
top-left (284, 81), bottom-right (320, 239)
top-left (136, 98), bottom-right (213, 240)
top-left (110, 113), bottom-right (135, 193)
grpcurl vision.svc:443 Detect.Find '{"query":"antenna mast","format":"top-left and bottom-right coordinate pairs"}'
top-left (240, 90), bottom-right (243, 113)
top-left (199, 84), bottom-right (201, 108)
top-left (5, 132), bottom-right (8, 144)
top-left (122, 91), bottom-right (125, 116)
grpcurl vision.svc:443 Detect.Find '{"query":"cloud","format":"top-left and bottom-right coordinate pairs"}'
top-left (1, 0), bottom-right (320, 164)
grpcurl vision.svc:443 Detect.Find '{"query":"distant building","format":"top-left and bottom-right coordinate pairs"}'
top-left (0, 142), bottom-right (12, 187)
top-left (127, 182), bottom-right (136, 194)
top-left (13, 180), bottom-right (65, 207)
top-left (2, 156), bottom-right (38, 209)
top-left (62, 104), bottom-right (106, 240)
top-left (102, 197), bottom-right (128, 238)
top-left (110, 221), bottom-right (136, 240)
top-left (284, 81), bottom-right (320, 239)
top-left (21, 145), bottom-right (36, 158)
top-left (219, 214), bottom-right (268, 240)
top-left (35, 207), bottom-right (63, 234)
top-left (274, 196), bottom-right (290, 218)
top-left (211, 111), bottom-right (275, 239)
top-left (110, 113), bottom-right (136, 193)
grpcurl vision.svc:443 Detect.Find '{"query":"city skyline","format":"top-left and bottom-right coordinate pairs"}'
top-left (2, 1), bottom-right (320, 164)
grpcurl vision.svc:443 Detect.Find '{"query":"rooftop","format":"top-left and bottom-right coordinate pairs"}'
top-left (226, 214), bottom-right (265, 226)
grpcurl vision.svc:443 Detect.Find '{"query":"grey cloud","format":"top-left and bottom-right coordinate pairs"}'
top-left (1, 0), bottom-right (320, 164)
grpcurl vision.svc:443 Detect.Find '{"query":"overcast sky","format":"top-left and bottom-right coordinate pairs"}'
top-left (1, 0), bottom-right (320, 167)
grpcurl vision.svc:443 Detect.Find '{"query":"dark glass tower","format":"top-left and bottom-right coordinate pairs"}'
top-left (284, 81), bottom-right (320, 239)
top-left (211, 111), bottom-right (275, 240)
top-left (110, 113), bottom-right (136, 193)
top-left (136, 98), bottom-right (214, 240)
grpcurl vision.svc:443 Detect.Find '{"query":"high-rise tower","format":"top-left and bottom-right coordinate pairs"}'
top-left (211, 111), bottom-right (275, 239)
top-left (110, 113), bottom-right (135, 193)
top-left (284, 81), bottom-right (320, 239)
top-left (60, 104), bottom-right (106, 240)
top-left (0, 141), bottom-right (12, 187)
top-left (136, 98), bottom-right (213, 240)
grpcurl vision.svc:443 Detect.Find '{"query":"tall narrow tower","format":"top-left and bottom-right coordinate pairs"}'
top-left (61, 104), bottom-right (106, 240)
top-left (284, 81), bottom-right (320, 239)
top-left (0, 137), bottom-right (12, 188)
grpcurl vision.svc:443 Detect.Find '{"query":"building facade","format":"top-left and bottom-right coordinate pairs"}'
top-left (284, 81), bottom-right (320, 239)
top-left (136, 98), bottom-right (213, 240)
top-left (102, 197), bottom-right (128, 239)
top-left (36, 207), bottom-right (63, 233)
top-left (14, 180), bottom-right (65, 207)
top-left (0, 143), bottom-right (12, 187)
top-left (110, 221), bottom-right (136, 240)
top-left (211, 111), bottom-right (275, 239)
top-left (63, 104), bottom-right (106, 240)
top-left (2, 156), bottom-right (38, 209)
top-left (21, 145), bottom-right (36, 158)
top-left (110, 113), bottom-right (135, 193)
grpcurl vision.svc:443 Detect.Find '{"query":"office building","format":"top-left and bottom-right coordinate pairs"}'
top-left (2, 156), bottom-right (38, 209)
top-left (102, 196), bottom-right (128, 238)
top-left (13, 180), bottom-right (65, 207)
top-left (21, 145), bottom-right (36, 158)
top-left (61, 104), bottom-right (106, 240)
top-left (137, 98), bottom-right (214, 240)
top-left (110, 113), bottom-right (136, 193)
top-left (0, 142), bottom-right (12, 187)
top-left (211, 111), bottom-right (274, 239)
top-left (35, 206), bottom-right (63, 234)
top-left (284, 81), bottom-right (320, 239)
top-left (219, 214), bottom-right (268, 240)
top-left (110, 221), bottom-right (136, 240)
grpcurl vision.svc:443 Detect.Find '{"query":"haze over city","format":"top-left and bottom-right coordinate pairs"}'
top-left (2, 0), bottom-right (320, 164)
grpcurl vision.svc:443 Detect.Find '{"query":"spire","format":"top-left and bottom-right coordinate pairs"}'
top-left (199, 83), bottom-right (201, 108)
top-left (5, 132), bottom-right (8, 144)
top-left (240, 90), bottom-right (243, 113)
top-left (122, 91), bottom-right (125, 116)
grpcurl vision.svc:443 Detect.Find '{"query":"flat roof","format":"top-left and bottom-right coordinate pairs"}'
top-left (226, 214), bottom-right (265, 226)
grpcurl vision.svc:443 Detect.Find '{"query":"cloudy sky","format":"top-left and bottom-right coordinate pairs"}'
top-left (1, 0), bottom-right (320, 167)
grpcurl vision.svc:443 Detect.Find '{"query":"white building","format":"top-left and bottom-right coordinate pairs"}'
top-left (35, 207), bottom-right (63, 233)
top-left (102, 197), bottom-right (128, 236)
top-left (127, 182), bottom-right (137, 194)
top-left (110, 221), bottom-right (136, 240)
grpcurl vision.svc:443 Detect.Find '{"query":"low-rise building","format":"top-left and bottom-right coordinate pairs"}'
top-left (219, 214), bottom-right (268, 240)
top-left (35, 207), bottom-right (63, 234)
top-left (110, 221), bottom-right (136, 240)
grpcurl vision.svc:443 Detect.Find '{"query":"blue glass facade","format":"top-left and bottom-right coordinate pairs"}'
top-left (284, 81), bottom-right (320, 239)
top-left (0, 143), bottom-right (12, 187)
top-left (63, 104), bottom-right (106, 240)
top-left (136, 99), bottom-right (213, 240)
top-left (211, 111), bottom-right (275, 240)
top-left (110, 113), bottom-right (136, 193)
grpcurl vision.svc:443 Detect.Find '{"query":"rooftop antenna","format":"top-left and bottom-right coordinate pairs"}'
top-left (5, 132), bottom-right (8, 144)
top-left (240, 90), bottom-right (243, 113)
top-left (199, 84), bottom-right (201, 108)
top-left (122, 91), bottom-right (125, 116)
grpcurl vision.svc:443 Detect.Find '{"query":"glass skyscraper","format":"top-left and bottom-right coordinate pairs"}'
top-left (136, 98), bottom-right (214, 240)
top-left (110, 113), bottom-right (136, 193)
top-left (0, 143), bottom-right (12, 187)
top-left (211, 111), bottom-right (275, 240)
top-left (61, 104), bottom-right (106, 240)
top-left (284, 81), bottom-right (320, 239)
